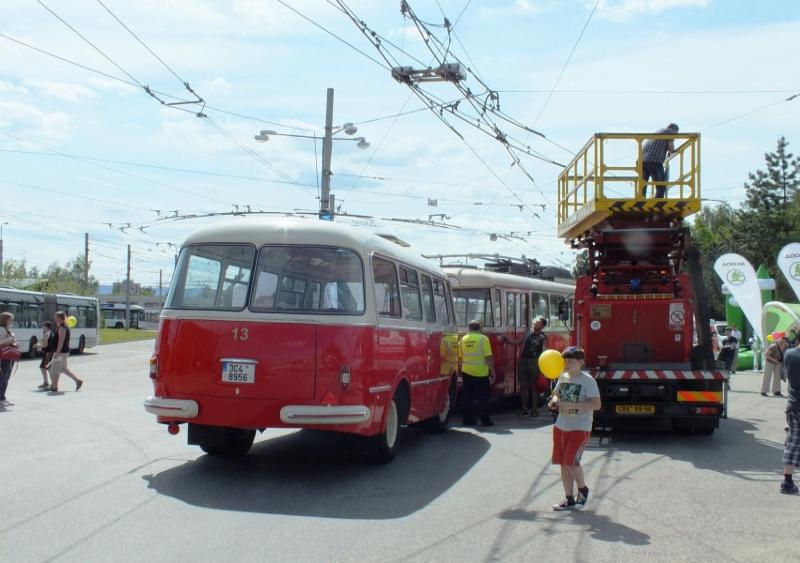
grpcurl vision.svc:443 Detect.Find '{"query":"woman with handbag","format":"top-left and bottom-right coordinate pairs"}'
top-left (0, 311), bottom-right (19, 407)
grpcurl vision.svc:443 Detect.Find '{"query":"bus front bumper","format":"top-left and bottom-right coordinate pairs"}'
top-left (144, 396), bottom-right (199, 419)
top-left (280, 405), bottom-right (371, 425)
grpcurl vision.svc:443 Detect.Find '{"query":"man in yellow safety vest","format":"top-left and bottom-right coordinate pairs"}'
top-left (459, 319), bottom-right (495, 427)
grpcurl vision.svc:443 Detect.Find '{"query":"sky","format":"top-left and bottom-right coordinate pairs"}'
top-left (1, 0), bottom-right (799, 290)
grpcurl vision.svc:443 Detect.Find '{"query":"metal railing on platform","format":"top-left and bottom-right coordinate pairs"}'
top-left (557, 133), bottom-right (701, 238)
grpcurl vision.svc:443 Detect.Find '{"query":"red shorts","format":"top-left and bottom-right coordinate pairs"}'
top-left (552, 427), bottom-right (591, 466)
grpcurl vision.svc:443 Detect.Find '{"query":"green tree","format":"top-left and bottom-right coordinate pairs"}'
top-left (690, 205), bottom-right (740, 318)
top-left (26, 254), bottom-right (99, 295)
top-left (737, 137), bottom-right (800, 301)
top-left (572, 249), bottom-right (589, 278)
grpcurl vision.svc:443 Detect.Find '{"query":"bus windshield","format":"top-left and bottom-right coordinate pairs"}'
top-left (167, 244), bottom-right (365, 314)
top-left (251, 246), bottom-right (364, 314)
top-left (452, 288), bottom-right (494, 327)
top-left (167, 245), bottom-right (256, 310)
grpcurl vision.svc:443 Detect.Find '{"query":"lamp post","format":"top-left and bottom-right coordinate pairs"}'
top-left (0, 222), bottom-right (7, 278)
top-left (254, 88), bottom-right (369, 220)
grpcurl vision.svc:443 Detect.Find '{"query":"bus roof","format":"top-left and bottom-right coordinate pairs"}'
top-left (182, 218), bottom-right (448, 278)
top-left (444, 267), bottom-right (574, 294)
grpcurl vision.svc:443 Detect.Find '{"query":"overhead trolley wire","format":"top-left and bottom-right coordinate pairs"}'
top-left (0, 33), bottom-right (315, 133)
top-left (531, 0), bottom-right (599, 129)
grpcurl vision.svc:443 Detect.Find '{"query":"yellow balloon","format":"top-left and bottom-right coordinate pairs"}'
top-left (67, 315), bottom-right (77, 328)
top-left (538, 349), bottom-right (565, 380)
top-left (767, 334), bottom-right (774, 342)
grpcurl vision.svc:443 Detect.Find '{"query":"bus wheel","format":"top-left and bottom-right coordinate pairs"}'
top-left (372, 395), bottom-right (399, 464)
top-left (426, 377), bottom-right (455, 434)
top-left (27, 337), bottom-right (38, 359)
top-left (78, 335), bottom-right (86, 354)
top-left (199, 427), bottom-right (256, 456)
top-left (114, 322), bottom-right (124, 329)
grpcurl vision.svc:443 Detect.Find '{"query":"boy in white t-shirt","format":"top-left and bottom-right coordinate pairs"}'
top-left (547, 346), bottom-right (601, 511)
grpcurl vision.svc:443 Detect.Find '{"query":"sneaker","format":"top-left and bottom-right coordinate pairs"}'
top-left (774, 392), bottom-right (784, 397)
top-left (517, 409), bottom-right (528, 416)
top-left (761, 393), bottom-right (768, 397)
top-left (576, 489), bottom-right (590, 508)
top-left (2, 400), bottom-right (14, 406)
top-left (37, 382), bottom-right (50, 389)
top-left (553, 498), bottom-right (577, 511)
top-left (76, 380), bottom-right (84, 391)
top-left (780, 481), bottom-right (799, 494)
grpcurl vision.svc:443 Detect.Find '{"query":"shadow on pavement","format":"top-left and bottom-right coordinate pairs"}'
top-left (587, 417), bottom-right (784, 478)
top-left (498, 508), bottom-right (650, 546)
top-left (143, 427), bottom-right (489, 519)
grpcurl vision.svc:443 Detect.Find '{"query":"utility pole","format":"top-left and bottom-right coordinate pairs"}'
top-left (319, 87), bottom-right (334, 221)
top-left (126, 244), bottom-right (131, 332)
top-left (84, 232), bottom-right (89, 294)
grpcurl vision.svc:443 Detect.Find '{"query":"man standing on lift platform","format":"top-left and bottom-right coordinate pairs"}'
top-left (641, 123), bottom-right (679, 198)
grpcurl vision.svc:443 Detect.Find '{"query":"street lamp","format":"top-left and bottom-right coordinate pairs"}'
top-left (0, 222), bottom-right (7, 278)
top-left (254, 88), bottom-right (369, 220)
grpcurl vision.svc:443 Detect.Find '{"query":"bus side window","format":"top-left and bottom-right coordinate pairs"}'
top-left (532, 292), bottom-right (548, 320)
top-left (373, 257), bottom-right (401, 318)
top-left (521, 293), bottom-right (530, 328)
top-left (493, 289), bottom-right (502, 327)
top-left (506, 291), bottom-right (515, 328)
top-left (433, 279), bottom-right (450, 325)
top-left (400, 267), bottom-right (423, 321)
top-left (421, 274), bottom-right (436, 324)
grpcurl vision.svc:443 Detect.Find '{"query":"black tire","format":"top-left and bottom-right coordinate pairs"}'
top-left (371, 395), bottom-right (400, 464)
top-left (199, 428), bottom-right (256, 456)
top-left (28, 337), bottom-right (38, 359)
top-left (78, 335), bottom-right (86, 355)
top-left (426, 376), bottom-right (455, 434)
top-left (114, 322), bottom-right (124, 329)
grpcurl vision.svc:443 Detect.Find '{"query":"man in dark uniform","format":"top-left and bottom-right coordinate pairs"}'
top-left (517, 316), bottom-right (548, 417)
top-left (780, 343), bottom-right (800, 494)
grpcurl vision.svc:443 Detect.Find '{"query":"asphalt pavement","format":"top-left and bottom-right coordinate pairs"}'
top-left (1, 340), bottom-right (797, 562)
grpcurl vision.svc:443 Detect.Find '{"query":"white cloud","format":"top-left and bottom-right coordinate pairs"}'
top-left (23, 80), bottom-right (98, 102)
top-left (0, 101), bottom-right (71, 143)
top-left (87, 77), bottom-right (138, 95)
top-left (480, 0), bottom-right (546, 18)
top-left (595, 0), bottom-right (711, 22)
top-left (0, 80), bottom-right (29, 95)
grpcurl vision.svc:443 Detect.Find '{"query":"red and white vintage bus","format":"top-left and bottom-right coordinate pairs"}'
top-left (144, 219), bottom-right (459, 462)
top-left (444, 267), bottom-right (574, 398)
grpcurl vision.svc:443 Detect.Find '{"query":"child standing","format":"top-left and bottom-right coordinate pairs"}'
top-left (548, 347), bottom-right (601, 511)
top-left (37, 321), bottom-right (54, 390)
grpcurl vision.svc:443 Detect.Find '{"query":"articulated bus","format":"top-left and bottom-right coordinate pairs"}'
top-left (100, 303), bottom-right (146, 329)
top-left (444, 267), bottom-right (575, 399)
top-left (145, 219), bottom-right (459, 462)
top-left (0, 288), bottom-right (100, 356)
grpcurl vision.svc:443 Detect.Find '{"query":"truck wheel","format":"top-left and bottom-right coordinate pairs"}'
top-left (426, 377), bottom-right (455, 434)
top-left (28, 337), bottom-right (38, 359)
top-left (372, 395), bottom-right (399, 463)
top-left (199, 428), bottom-right (256, 456)
top-left (78, 335), bottom-right (86, 354)
top-left (115, 322), bottom-right (124, 329)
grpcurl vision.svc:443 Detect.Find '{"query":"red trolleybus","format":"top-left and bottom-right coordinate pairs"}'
top-left (144, 219), bottom-right (458, 462)
top-left (444, 267), bottom-right (574, 398)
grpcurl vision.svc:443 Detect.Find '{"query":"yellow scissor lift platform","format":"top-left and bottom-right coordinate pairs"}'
top-left (557, 133), bottom-right (701, 240)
